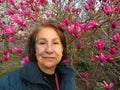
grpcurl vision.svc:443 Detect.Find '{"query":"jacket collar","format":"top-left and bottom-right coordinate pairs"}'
top-left (20, 62), bottom-right (46, 84)
top-left (56, 63), bottom-right (76, 79)
top-left (20, 62), bottom-right (76, 84)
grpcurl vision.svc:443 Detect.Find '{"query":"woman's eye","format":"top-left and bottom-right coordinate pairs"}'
top-left (38, 42), bottom-right (46, 45)
top-left (53, 42), bottom-right (60, 44)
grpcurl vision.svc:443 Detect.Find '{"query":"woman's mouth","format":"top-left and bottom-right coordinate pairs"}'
top-left (43, 57), bottom-right (56, 60)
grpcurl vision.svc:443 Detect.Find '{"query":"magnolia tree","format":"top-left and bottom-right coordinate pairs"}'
top-left (0, 0), bottom-right (120, 90)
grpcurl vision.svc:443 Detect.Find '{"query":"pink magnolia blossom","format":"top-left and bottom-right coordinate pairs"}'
top-left (17, 10), bottom-right (23, 15)
top-left (3, 55), bottom-right (9, 61)
top-left (5, 9), bottom-right (15, 15)
top-left (80, 72), bottom-right (88, 79)
top-left (80, 21), bottom-right (97, 32)
top-left (11, 14), bottom-right (26, 27)
top-left (0, 0), bottom-right (4, 3)
top-left (9, 0), bottom-right (14, 5)
top-left (102, 0), bottom-right (107, 2)
top-left (96, 53), bottom-right (106, 63)
top-left (94, 40), bottom-right (105, 51)
top-left (71, 7), bottom-right (76, 13)
top-left (2, 50), bottom-right (8, 55)
top-left (75, 8), bottom-right (81, 14)
top-left (75, 26), bottom-right (81, 33)
top-left (26, 0), bottom-right (34, 3)
top-left (67, 25), bottom-right (75, 34)
top-left (90, 0), bottom-right (94, 3)
top-left (20, 1), bottom-right (28, 6)
top-left (112, 32), bottom-right (120, 44)
top-left (74, 21), bottom-right (80, 27)
top-left (108, 47), bottom-right (118, 54)
top-left (64, 18), bottom-right (70, 26)
top-left (86, 0), bottom-right (94, 6)
top-left (102, 6), bottom-right (113, 15)
top-left (20, 1), bottom-right (28, 5)
top-left (20, 5), bottom-right (26, 11)
top-left (52, 0), bottom-right (57, 3)
top-left (38, 0), bottom-right (47, 5)
top-left (45, 12), bottom-right (52, 17)
top-left (13, 47), bottom-right (22, 53)
top-left (65, 6), bottom-right (72, 12)
top-left (106, 55), bottom-right (115, 63)
top-left (7, 36), bottom-right (15, 43)
top-left (74, 22), bottom-right (81, 33)
top-left (30, 15), bottom-right (36, 20)
top-left (80, 23), bottom-right (90, 32)
top-left (21, 57), bottom-right (30, 65)
top-left (28, 5), bottom-right (34, 11)
top-left (76, 43), bottom-right (81, 49)
top-left (8, 48), bottom-right (13, 54)
top-left (58, 22), bottom-right (65, 27)
top-left (0, 24), bottom-right (2, 29)
top-left (63, 58), bottom-right (70, 64)
top-left (80, 23), bottom-right (87, 29)
top-left (111, 21), bottom-right (118, 28)
top-left (0, 19), bottom-right (2, 26)
top-left (71, 7), bottom-right (81, 14)
top-left (3, 25), bottom-right (16, 35)
top-left (88, 20), bottom-right (99, 29)
top-left (102, 81), bottom-right (113, 90)
top-left (90, 56), bottom-right (95, 63)
top-left (91, 6), bottom-right (95, 11)
top-left (23, 10), bottom-right (31, 17)
top-left (33, 5), bottom-right (40, 13)
top-left (107, 58), bottom-right (115, 63)
top-left (84, 5), bottom-right (90, 11)
top-left (19, 52), bottom-right (25, 58)
top-left (18, 25), bottom-right (25, 30)
top-left (114, 4), bottom-right (120, 11)
top-left (75, 32), bottom-right (81, 39)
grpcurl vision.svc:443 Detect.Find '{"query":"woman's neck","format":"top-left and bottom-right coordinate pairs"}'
top-left (37, 63), bottom-right (56, 75)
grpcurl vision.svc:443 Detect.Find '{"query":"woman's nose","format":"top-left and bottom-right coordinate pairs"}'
top-left (45, 44), bottom-right (54, 54)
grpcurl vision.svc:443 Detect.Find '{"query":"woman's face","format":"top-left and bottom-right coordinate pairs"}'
top-left (35, 27), bottom-right (63, 69)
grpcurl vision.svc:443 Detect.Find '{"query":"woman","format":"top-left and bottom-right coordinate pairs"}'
top-left (0, 21), bottom-right (76, 90)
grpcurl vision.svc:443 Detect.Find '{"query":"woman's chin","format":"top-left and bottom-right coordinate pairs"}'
top-left (43, 63), bottom-right (57, 68)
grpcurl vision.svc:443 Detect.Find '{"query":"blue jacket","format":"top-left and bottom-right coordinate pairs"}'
top-left (0, 62), bottom-right (76, 90)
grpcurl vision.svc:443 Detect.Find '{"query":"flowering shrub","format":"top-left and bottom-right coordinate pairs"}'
top-left (0, 0), bottom-right (120, 89)
top-left (102, 81), bottom-right (114, 90)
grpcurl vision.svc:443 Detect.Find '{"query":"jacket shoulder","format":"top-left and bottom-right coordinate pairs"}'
top-left (0, 69), bottom-right (21, 90)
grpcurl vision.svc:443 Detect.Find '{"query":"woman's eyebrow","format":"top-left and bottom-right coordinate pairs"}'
top-left (36, 38), bottom-right (60, 41)
top-left (52, 38), bottom-right (61, 42)
top-left (53, 38), bottom-right (60, 41)
top-left (36, 38), bottom-right (46, 42)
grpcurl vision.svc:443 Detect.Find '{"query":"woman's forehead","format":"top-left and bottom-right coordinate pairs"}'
top-left (35, 27), bottom-right (61, 41)
top-left (36, 38), bottom-right (61, 42)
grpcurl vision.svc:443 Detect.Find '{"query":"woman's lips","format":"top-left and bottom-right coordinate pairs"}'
top-left (43, 57), bottom-right (56, 60)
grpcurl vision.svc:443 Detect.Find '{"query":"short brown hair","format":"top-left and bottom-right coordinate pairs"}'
top-left (27, 21), bottom-right (67, 62)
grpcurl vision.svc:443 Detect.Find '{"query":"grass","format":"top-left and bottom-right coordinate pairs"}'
top-left (0, 54), bottom-right (23, 78)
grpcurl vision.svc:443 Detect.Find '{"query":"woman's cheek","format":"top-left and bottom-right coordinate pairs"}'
top-left (55, 48), bottom-right (63, 57)
top-left (35, 47), bottom-right (44, 56)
